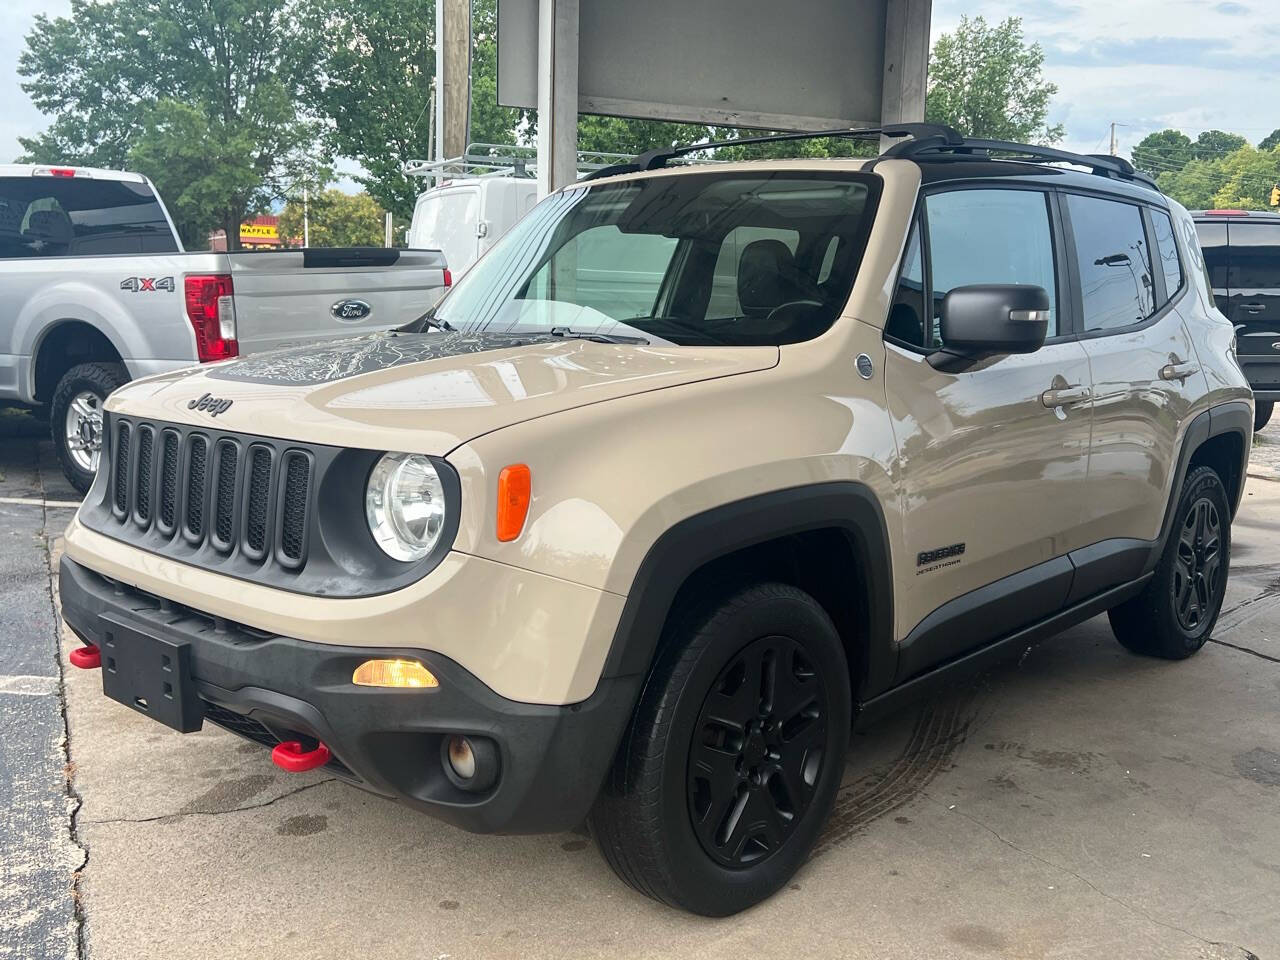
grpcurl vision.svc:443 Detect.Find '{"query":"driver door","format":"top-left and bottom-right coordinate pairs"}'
top-left (884, 186), bottom-right (1095, 679)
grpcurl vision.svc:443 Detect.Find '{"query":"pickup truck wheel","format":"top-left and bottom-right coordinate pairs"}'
top-left (1254, 400), bottom-right (1273, 432)
top-left (52, 362), bottom-right (128, 494)
top-left (1108, 465), bottom-right (1229, 659)
top-left (589, 582), bottom-right (850, 916)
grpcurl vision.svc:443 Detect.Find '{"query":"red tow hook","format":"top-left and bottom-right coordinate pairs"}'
top-left (69, 644), bottom-right (102, 669)
top-left (272, 739), bottom-right (331, 773)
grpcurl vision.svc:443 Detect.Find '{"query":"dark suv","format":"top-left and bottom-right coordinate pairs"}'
top-left (1194, 210), bottom-right (1280, 430)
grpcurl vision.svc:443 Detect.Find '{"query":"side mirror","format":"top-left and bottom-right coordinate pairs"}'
top-left (932, 284), bottom-right (1050, 368)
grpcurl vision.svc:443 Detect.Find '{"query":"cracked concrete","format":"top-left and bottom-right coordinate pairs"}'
top-left (4, 412), bottom-right (1280, 958)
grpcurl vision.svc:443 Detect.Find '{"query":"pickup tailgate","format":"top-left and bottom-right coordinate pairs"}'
top-left (226, 247), bottom-right (447, 354)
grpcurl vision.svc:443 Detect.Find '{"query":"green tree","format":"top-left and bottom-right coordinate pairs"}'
top-left (1157, 145), bottom-right (1280, 211)
top-left (925, 16), bottom-right (1064, 144)
top-left (1193, 129), bottom-right (1248, 161)
top-left (278, 188), bottom-right (386, 247)
top-left (1130, 129), bottom-right (1193, 177)
top-left (298, 0), bottom-right (524, 222)
top-left (19, 0), bottom-right (321, 248)
top-left (1258, 129), bottom-right (1280, 152)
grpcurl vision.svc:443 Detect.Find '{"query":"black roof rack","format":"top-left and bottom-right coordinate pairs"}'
top-left (581, 125), bottom-right (1162, 194)
top-left (881, 136), bottom-right (1160, 191)
top-left (581, 123), bottom-right (965, 181)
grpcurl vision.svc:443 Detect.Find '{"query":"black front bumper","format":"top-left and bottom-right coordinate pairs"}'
top-left (59, 555), bottom-right (640, 834)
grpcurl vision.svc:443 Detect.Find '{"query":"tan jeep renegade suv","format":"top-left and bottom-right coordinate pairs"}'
top-left (60, 125), bottom-right (1252, 915)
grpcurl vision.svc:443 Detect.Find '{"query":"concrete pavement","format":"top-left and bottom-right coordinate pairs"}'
top-left (4, 411), bottom-right (1280, 958)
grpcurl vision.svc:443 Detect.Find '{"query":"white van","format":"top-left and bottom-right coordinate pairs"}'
top-left (407, 178), bottom-right (538, 277)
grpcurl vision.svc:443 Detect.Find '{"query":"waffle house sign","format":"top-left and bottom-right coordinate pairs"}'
top-left (240, 220), bottom-right (280, 247)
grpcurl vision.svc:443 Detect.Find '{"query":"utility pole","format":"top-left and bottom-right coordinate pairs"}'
top-left (437, 0), bottom-right (472, 161)
top-left (302, 185), bottom-right (310, 248)
top-left (1109, 122), bottom-right (1117, 157)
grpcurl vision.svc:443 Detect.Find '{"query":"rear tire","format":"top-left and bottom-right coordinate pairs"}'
top-left (1108, 465), bottom-right (1229, 659)
top-left (1254, 400), bottom-right (1273, 432)
top-left (51, 362), bottom-right (127, 494)
top-left (589, 582), bottom-right (850, 916)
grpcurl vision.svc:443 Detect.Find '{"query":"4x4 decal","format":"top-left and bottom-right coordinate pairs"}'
top-left (120, 276), bottom-right (175, 293)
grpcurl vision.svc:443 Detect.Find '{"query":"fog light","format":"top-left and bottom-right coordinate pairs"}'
top-left (447, 735), bottom-right (476, 779)
top-left (441, 734), bottom-right (499, 792)
top-left (352, 659), bottom-right (438, 688)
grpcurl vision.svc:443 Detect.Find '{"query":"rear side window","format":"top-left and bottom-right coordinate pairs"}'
top-left (0, 176), bottom-right (176, 259)
top-left (1151, 210), bottom-right (1183, 301)
top-left (1066, 195), bottom-right (1155, 332)
top-left (1227, 222), bottom-right (1280, 292)
top-left (925, 188), bottom-right (1059, 339)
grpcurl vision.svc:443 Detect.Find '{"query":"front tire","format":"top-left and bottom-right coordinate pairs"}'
top-left (51, 362), bottom-right (127, 494)
top-left (589, 582), bottom-right (850, 916)
top-left (1254, 400), bottom-right (1273, 433)
top-left (1108, 465), bottom-right (1230, 659)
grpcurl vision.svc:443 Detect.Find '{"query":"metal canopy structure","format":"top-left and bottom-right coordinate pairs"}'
top-left (496, 0), bottom-right (933, 195)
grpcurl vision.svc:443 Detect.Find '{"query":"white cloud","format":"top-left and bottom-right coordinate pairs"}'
top-left (931, 0), bottom-right (1280, 156)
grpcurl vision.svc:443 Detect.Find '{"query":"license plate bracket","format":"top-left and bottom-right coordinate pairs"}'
top-left (99, 614), bottom-right (203, 733)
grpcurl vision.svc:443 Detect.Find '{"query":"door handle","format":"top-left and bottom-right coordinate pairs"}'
top-left (1241, 303), bottom-right (1265, 314)
top-left (1160, 361), bottom-right (1199, 382)
top-left (1040, 384), bottom-right (1091, 407)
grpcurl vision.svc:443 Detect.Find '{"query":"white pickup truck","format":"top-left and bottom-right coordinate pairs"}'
top-left (0, 163), bottom-right (450, 491)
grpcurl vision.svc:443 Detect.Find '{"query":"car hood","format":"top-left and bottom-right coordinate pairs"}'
top-left (105, 331), bottom-right (780, 453)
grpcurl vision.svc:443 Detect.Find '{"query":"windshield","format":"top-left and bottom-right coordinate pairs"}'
top-left (433, 171), bottom-right (880, 346)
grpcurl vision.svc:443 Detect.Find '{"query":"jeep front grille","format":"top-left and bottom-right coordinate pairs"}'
top-left (103, 417), bottom-right (314, 572)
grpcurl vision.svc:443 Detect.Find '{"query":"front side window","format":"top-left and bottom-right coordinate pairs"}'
top-left (1067, 194), bottom-right (1155, 332)
top-left (0, 177), bottom-right (176, 259)
top-left (886, 218), bottom-right (927, 347)
top-left (925, 188), bottom-right (1059, 340)
top-left (434, 172), bottom-right (879, 346)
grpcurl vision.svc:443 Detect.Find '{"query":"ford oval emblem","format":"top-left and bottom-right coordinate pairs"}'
top-left (330, 299), bottom-right (372, 323)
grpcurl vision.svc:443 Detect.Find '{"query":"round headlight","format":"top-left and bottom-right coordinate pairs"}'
top-left (365, 453), bottom-right (448, 561)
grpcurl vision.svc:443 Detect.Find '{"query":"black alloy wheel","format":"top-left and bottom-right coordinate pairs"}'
top-left (1173, 495), bottom-right (1223, 632)
top-left (688, 635), bottom-right (829, 868)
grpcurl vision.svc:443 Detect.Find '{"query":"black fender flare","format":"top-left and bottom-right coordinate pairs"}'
top-left (599, 481), bottom-right (897, 700)
top-left (1145, 399), bottom-right (1252, 575)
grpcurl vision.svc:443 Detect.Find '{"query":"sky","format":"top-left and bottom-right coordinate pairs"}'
top-left (3, 0), bottom-right (1278, 172)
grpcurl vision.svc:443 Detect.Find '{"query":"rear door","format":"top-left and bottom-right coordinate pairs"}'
top-left (0, 172), bottom-right (189, 398)
top-left (410, 184), bottom-right (482, 274)
top-left (1225, 220), bottom-right (1280, 393)
top-left (1071, 195), bottom-right (1201, 549)
top-left (226, 248), bottom-right (449, 354)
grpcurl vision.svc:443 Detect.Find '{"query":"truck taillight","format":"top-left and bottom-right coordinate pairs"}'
top-left (184, 274), bottom-right (239, 362)
top-left (443, 268), bottom-right (452, 288)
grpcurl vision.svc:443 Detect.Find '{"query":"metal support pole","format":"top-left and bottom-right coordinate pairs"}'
top-left (536, 0), bottom-right (579, 198)
top-left (880, 0), bottom-right (932, 151)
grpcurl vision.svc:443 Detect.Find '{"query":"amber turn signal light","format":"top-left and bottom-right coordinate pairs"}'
top-left (496, 464), bottom-right (531, 542)
top-left (352, 659), bottom-right (439, 688)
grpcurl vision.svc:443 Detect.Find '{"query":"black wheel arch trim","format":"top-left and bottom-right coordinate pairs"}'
top-left (600, 481), bottom-right (896, 700)
top-left (1146, 400), bottom-right (1251, 577)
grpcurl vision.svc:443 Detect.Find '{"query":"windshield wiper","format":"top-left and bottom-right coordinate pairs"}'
top-left (546, 327), bottom-right (650, 345)
top-left (395, 305), bottom-right (456, 335)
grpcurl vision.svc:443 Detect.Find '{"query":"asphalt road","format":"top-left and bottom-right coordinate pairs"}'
top-left (4, 411), bottom-right (1280, 959)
